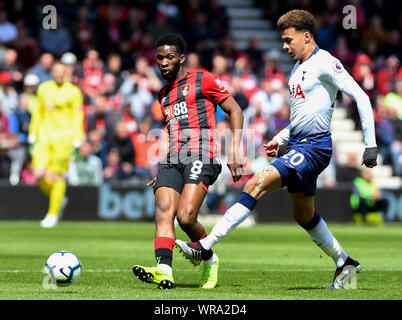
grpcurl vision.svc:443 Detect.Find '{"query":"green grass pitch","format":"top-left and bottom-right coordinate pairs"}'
top-left (1, 221), bottom-right (401, 300)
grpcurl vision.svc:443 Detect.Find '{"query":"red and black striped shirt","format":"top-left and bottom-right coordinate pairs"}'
top-left (158, 70), bottom-right (230, 160)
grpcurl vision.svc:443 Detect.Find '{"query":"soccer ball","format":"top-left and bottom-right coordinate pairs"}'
top-left (45, 250), bottom-right (82, 286)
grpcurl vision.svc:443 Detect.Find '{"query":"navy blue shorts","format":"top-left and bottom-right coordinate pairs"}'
top-left (271, 132), bottom-right (332, 196)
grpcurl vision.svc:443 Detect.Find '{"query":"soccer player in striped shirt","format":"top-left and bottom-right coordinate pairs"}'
top-left (133, 33), bottom-right (244, 289)
top-left (176, 10), bottom-right (378, 289)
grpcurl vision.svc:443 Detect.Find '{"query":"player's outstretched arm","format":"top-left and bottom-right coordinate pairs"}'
top-left (219, 96), bottom-right (244, 182)
top-left (263, 139), bottom-right (280, 157)
top-left (321, 57), bottom-right (378, 168)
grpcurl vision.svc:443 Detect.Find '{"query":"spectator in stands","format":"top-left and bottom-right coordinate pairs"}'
top-left (211, 54), bottom-right (231, 92)
top-left (87, 128), bottom-right (108, 166)
top-left (214, 36), bottom-right (239, 70)
top-left (9, 93), bottom-right (30, 143)
top-left (103, 147), bottom-right (125, 182)
top-left (130, 118), bottom-right (156, 180)
top-left (29, 53), bottom-right (54, 84)
top-left (381, 29), bottom-right (402, 61)
top-left (68, 140), bottom-right (103, 186)
top-left (134, 33), bottom-right (156, 65)
top-left (104, 53), bottom-right (124, 90)
top-left (60, 52), bottom-right (79, 84)
top-left (229, 75), bottom-right (249, 111)
top-left (231, 54), bottom-right (259, 100)
top-left (133, 56), bottom-right (162, 94)
top-left (267, 103), bottom-right (290, 141)
top-left (77, 49), bottom-right (104, 102)
top-left (243, 93), bottom-right (267, 156)
top-left (20, 156), bottom-right (36, 185)
top-left (107, 121), bottom-right (135, 179)
top-left (39, 15), bottom-right (72, 57)
top-left (387, 107), bottom-right (402, 176)
top-left (350, 168), bottom-right (387, 226)
top-left (184, 52), bottom-right (203, 71)
top-left (376, 55), bottom-right (402, 96)
top-left (352, 54), bottom-right (375, 98)
top-left (362, 15), bottom-right (389, 49)
top-left (246, 36), bottom-right (264, 75)
top-left (374, 97), bottom-right (395, 166)
top-left (0, 70), bottom-right (18, 114)
top-left (0, 48), bottom-right (24, 91)
top-left (0, 10), bottom-right (18, 45)
top-left (156, 0), bottom-right (179, 27)
top-left (384, 77), bottom-right (402, 120)
top-left (120, 77), bottom-right (153, 123)
top-left (22, 73), bottom-right (39, 114)
top-left (146, 12), bottom-right (172, 46)
top-left (10, 23), bottom-right (41, 69)
top-left (331, 35), bottom-right (356, 72)
top-left (71, 6), bottom-right (95, 58)
top-left (336, 152), bottom-right (361, 183)
top-left (101, 73), bottom-right (123, 111)
top-left (7, 93), bottom-right (30, 185)
top-left (249, 78), bottom-right (284, 120)
top-left (0, 99), bottom-right (10, 143)
top-left (261, 49), bottom-right (286, 87)
top-left (123, 7), bottom-right (145, 53)
top-left (86, 94), bottom-right (119, 144)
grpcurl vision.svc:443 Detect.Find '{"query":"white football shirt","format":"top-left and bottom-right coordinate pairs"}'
top-left (274, 47), bottom-right (376, 147)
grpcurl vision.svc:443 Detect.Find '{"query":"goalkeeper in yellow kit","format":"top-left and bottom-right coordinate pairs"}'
top-left (28, 62), bottom-right (84, 228)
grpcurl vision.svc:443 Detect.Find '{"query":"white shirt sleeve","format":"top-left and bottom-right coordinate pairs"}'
top-left (320, 57), bottom-right (377, 148)
top-left (272, 124), bottom-right (291, 146)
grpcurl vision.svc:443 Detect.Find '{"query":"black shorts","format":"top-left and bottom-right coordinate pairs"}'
top-left (154, 154), bottom-right (222, 194)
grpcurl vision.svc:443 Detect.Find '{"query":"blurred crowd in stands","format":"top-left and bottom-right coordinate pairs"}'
top-left (0, 0), bottom-right (400, 196)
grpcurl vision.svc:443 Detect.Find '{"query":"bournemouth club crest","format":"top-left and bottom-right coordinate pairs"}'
top-left (181, 84), bottom-right (190, 96)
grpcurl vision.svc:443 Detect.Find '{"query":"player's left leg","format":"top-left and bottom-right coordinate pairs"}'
top-left (40, 143), bottom-right (71, 228)
top-left (175, 182), bottom-right (220, 288)
top-left (200, 165), bottom-right (282, 249)
top-left (176, 182), bottom-right (208, 242)
top-left (175, 165), bottom-right (282, 270)
top-left (289, 193), bottom-right (361, 289)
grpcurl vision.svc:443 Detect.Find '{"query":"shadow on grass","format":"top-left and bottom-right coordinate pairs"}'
top-left (287, 287), bottom-right (325, 290)
top-left (287, 286), bottom-right (375, 291)
top-left (174, 283), bottom-right (201, 289)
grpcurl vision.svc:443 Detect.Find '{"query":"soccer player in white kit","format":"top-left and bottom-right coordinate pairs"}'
top-left (176, 10), bottom-right (378, 289)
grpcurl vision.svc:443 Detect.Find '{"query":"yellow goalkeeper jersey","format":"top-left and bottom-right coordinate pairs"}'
top-left (29, 80), bottom-right (84, 143)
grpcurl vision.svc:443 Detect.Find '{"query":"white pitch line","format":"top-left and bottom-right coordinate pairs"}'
top-left (1, 268), bottom-right (402, 273)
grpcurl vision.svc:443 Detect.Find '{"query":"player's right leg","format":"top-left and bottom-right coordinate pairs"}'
top-left (133, 186), bottom-right (180, 289)
top-left (289, 193), bottom-right (362, 289)
top-left (35, 142), bottom-right (70, 228)
top-left (175, 165), bottom-right (282, 262)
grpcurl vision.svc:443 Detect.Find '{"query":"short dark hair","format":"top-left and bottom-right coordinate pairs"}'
top-left (155, 33), bottom-right (186, 54)
top-left (277, 9), bottom-right (315, 35)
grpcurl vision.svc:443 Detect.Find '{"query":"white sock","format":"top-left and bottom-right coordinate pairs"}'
top-left (307, 218), bottom-right (348, 268)
top-left (199, 202), bottom-right (251, 250)
top-left (204, 253), bottom-right (218, 265)
top-left (157, 263), bottom-right (172, 275)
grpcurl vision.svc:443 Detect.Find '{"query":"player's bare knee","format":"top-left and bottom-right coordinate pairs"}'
top-left (154, 202), bottom-right (174, 223)
top-left (292, 209), bottom-right (313, 225)
top-left (176, 208), bottom-right (197, 231)
top-left (243, 176), bottom-right (258, 194)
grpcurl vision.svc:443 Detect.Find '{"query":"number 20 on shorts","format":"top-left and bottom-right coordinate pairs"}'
top-left (283, 149), bottom-right (305, 166)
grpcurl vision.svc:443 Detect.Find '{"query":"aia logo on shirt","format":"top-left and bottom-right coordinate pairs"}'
top-left (288, 84), bottom-right (305, 100)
